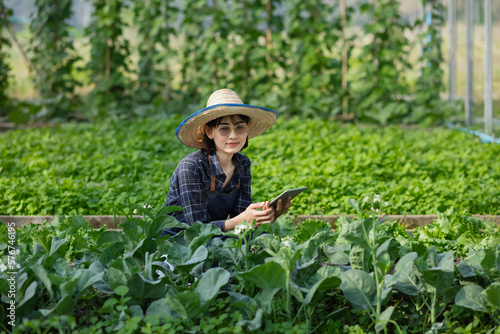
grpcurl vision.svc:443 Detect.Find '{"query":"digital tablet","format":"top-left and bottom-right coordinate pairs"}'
top-left (269, 187), bottom-right (307, 209)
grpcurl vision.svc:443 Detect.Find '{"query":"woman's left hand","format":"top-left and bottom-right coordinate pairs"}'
top-left (261, 197), bottom-right (291, 225)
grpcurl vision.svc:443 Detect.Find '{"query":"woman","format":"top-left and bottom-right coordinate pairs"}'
top-left (162, 88), bottom-right (290, 235)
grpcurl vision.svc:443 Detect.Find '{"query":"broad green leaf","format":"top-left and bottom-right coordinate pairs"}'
top-left (17, 281), bottom-right (37, 308)
top-left (100, 241), bottom-right (126, 266)
top-left (300, 231), bottom-right (332, 260)
top-left (186, 222), bottom-right (222, 251)
top-left (179, 245), bottom-right (208, 267)
top-left (99, 298), bottom-right (119, 314)
top-left (167, 242), bottom-right (191, 266)
top-left (146, 297), bottom-right (170, 319)
top-left (156, 206), bottom-right (184, 217)
top-left (458, 260), bottom-right (477, 278)
top-left (30, 263), bottom-right (54, 300)
top-left (322, 244), bottom-right (350, 265)
top-left (455, 285), bottom-right (487, 312)
top-left (114, 285), bottom-right (129, 297)
top-left (416, 249), bottom-right (454, 294)
top-left (290, 281), bottom-right (304, 303)
top-left (60, 276), bottom-right (78, 298)
top-left (39, 295), bottom-right (74, 316)
top-left (146, 215), bottom-right (186, 239)
top-left (49, 236), bottom-right (68, 256)
top-left (108, 267), bottom-right (128, 290)
top-left (374, 254), bottom-right (392, 279)
top-left (340, 269), bottom-right (377, 307)
top-left (391, 252), bottom-right (420, 295)
top-left (303, 267), bottom-right (342, 305)
top-left (97, 231), bottom-right (128, 246)
top-left (165, 291), bottom-right (201, 320)
top-left (375, 238), bottom-right (393, 260)
top-left (237, 308), bottom-right (263, 331)
top-left (482, 282), bottom-right (500, 309)
top-left (127, 273), bottom-right (166, 305)
top-left (479, 247), bottom-right (500, 281)
top-left (194, 268), bottom-right (230, 306)
top-left (130, 238), bottom-right (157, 263)
top-left (348, 199), bottom-right (361, 213)
top-left (342, 233), bottom-right (370, 251)
top-left (375, 306), bottom-right (394, 332)
top-left (238, 261), bottom-right (286, 290)
top-left (349, 244), bottom-right (371, 272)
top-left (121, 220), bottom-right (141, 243)
top-left (75, 269), bottom-right (105, 297)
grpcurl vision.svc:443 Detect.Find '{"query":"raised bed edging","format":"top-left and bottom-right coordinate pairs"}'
top-left (2, 214), bottom-right (499, 230)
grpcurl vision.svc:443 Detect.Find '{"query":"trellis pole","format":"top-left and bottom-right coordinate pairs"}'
top-left (465, 0), bottom-right (474, 126)
top-left (484, 0), bottom-right (493, 135)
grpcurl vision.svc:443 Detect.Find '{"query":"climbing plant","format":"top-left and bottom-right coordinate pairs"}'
top-left (0, 1), bottom-right (12, 115)
top-left (411, 0), bottom-right (449, 125)
top-left (85, 0), bottom-right (131, 118)
top-left (351, 0), bottom-right (412, 125)
top-left (283, 0), bottom-right (345, 117)
top-left (29, 0), bottom-right (81, 120)
top-left (133, 0), bottom-right (178, 114)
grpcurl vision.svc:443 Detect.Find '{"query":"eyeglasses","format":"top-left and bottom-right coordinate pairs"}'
top-left (216, 124), bottom-right (248, 136)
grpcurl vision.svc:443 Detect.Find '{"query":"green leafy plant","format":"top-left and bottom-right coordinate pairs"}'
top-left (2, 205), bottom-right (500, 332)
top-left (132, 0), bottom-right (178, 114)
top-left (411, 0), bottom-right (449, 125)
top-left (0, 2), bottom-right (12, 116)
top-left (84, 0), bottom-right (131, 118)
top-left (351, 0), bottom-right (411, 125)
top-left (29, 0), bottom-right (81, 120)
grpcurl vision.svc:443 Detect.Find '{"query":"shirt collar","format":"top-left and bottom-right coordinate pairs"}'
top-left (207, 150), bottom-right (244, 177)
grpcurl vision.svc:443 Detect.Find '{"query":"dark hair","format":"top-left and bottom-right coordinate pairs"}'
top-left (203, 114), bottom-right (250, 153)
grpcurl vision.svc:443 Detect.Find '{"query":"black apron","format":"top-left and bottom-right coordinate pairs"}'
top-left (160, 153), bottom-right (240, 237)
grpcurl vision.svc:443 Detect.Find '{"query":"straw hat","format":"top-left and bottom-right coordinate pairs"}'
top-left (176, 89), bottom-right (278, 148)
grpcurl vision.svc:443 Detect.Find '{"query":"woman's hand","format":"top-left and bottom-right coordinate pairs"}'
top-left (264, 197), bottom-right (291, 222)
top-left (224, 202), bottom-right (275, 231)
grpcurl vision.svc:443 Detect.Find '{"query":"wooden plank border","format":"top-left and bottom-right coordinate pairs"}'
top-left (2, 214), bottom-right (499, 230)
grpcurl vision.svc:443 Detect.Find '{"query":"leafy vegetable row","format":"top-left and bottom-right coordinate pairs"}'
top-left (1, 202), bottom-right (499, 333)
top-left (1, 117), bottom-right (499, 216)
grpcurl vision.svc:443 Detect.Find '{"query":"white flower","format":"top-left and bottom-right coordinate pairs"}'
top-left (363, 196), bottom-right (370, 203)
top-left (0, 263), bottom-right (7, 272)
top-left (235, 220), bottom-right (253, 234)
top-left (234, 224), bottom-right (247, 235)
top-left (373, 195), bottom-right (381, 203)
top-left (281, 236), bottom-right (293, 247)
top-left (384, 202), bottom-right (389, 206)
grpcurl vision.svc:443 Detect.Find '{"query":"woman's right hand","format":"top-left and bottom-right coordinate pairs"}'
top-left (223, 202), bottom-right (275, 231)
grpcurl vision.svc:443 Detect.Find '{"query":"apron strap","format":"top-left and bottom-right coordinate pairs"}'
top-left (207, 152), bottom-right (216, 191)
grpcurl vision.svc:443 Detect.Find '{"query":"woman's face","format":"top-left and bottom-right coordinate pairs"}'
top-left (207, 115), bottom-right (249, 156)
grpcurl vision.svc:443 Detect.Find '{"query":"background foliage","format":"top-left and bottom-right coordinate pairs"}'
top-left (0, 117), bottom-right (498, 217)
top-left (0, 0), bottom-right (453, 124)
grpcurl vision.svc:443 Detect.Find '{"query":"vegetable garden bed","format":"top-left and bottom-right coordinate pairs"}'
top-left (1, 205), bottom-right (499, 333)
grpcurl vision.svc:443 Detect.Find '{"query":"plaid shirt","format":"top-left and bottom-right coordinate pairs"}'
top-left (164, 149), bottom-right (252, 229)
